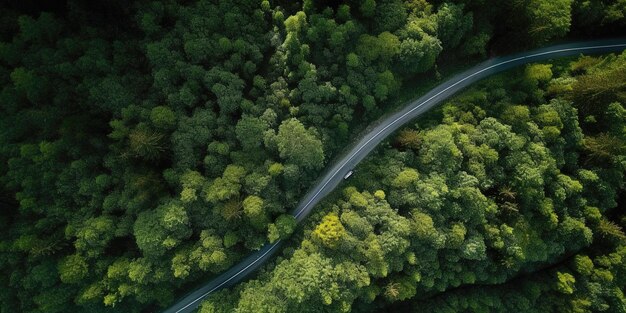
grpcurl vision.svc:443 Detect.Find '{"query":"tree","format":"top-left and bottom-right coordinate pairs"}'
top-left (462, 32), bottom-right (490, 57)
top-left (356, 32), bottom-right (401, 65)
top-left (180, 170), bottom-right (206, 203)
top-left (570, 63), bottom-right (626, 115)
top-left (374, 0), bottom-right (407, 32)
top-left (526, 0), bottom-right (573, 43)
top-left (604, 0), bottom-right (626, 25)
top-left (313, 213), bottom-right (346, 248)
top-left (461, 235), bottom-right (488, 260)
top-left (526, 64), bottom-right (553, 83)
top-left (360, 0), bottom-right (376, 17)
top-left (171, 109), bottom-right (216, 169)
top-left (133, 201), bottom-right (192, 257)
top-left (556, 271), bottom-right (576, 294)
top-left (395, 129), bottom-right (421, 150)
top-left (398, 35), bottom-right (442, 74)
top-left (58, 254), bottom-right (88, 284)
top-left (128, 127), bottom-right (166, 160)
top-left (4, 1), bottom-right (626, 312)
top-left (392, 168), bottom-right (419, 188)
top-left (418, 125), bottom-right (462, 174)
top-left (243, 195), bottom-right (268, 230)
top-left (268, 214), bottom-right (297, 243)
top-left (435, 3), bottom-right (473, 49)
top-left (204, 165), bottom-right (246, 203)
top-left (275, 118), bottom-right (324, 170)
top-left (584, 134), bottom-right (625, 164)
top-left (71, 215), bottom-right (115, 257)
top-left (501, 105), bottom-right (531, 130)
top-left (235, 115), bottom-right (268, 150)
top-left (10, 67), bottom-right (48, 104)
top-left (268, 162), bottom-right (284, 176)
top-left (150, 106), bottom-right (176, 129)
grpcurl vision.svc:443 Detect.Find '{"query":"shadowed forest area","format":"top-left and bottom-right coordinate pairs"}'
top-left (0, 0), bottom-right (625, 312)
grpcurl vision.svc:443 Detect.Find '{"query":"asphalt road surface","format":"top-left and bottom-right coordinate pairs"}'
top-left (162, 38), bottom-right (626, 313)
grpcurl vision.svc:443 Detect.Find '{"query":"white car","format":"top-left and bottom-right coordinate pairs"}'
top-left (343, 170), bottom-right (354, 179)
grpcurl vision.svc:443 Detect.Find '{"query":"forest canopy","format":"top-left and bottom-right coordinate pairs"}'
top-left (200, 50), bottom-right (626, 313)
top-left (0, 0), bottom-right (625, 313)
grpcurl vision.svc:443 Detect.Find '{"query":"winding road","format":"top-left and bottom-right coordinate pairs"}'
top-left (162, 39), bottom-right (626, 313)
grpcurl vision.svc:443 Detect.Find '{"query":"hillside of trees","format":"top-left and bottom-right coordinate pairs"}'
top-left (198, 52), bottom-right (626, 312)
top-left (402, 221), bottom-right (626, 312)
top-left (0, 0), bottom-right (625, 312)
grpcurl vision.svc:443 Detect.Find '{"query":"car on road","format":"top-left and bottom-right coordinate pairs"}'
top-left (343, 170), bottom-right (354, 179)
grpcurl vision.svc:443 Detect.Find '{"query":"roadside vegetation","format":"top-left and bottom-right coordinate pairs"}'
top-left (201, 50), bottom-right (626, 313)
top-left (0, 0), bottom-right (624, 312)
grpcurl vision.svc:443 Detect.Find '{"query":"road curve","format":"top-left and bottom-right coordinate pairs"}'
top-left (162, 39), bottom-right (626, 313)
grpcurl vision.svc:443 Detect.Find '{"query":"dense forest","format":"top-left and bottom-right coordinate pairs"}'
top-left (0, 0), bottom-right (625, 313)
top-left (198, 51), bottom-right (626, 312)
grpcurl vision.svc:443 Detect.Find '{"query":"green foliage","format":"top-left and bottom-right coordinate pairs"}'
top-left (203, 52), bottom-right (626, 312)
top-left (556, 271), bottom-right (576, 294)
top-left (435, 3), bottom-right (473, 49)
top-left (180, 170), bottom-right (206, 203)
top-left (527, 0), bottom-right (574, 43)
top-left (128, 127), bottom-right (166, 160)
top-left (236, 115), bottom-right (268, 150)
top-left (360, 0), bottom-right (376, 17)
top-left (268, 215), bottom-right (297, 243)
top-left (243, 195), bottom-right (267, 230)
top-left (1, 1), bottom-right (625, 312)
top-left (392, 168), bottom-right (419, 188)
top-left (374, 0), bottom-right (407, 32)
top-left (357, 32), bottom-right (401, 65)
top-left (134, 201), bottom-right (191, 257)
top-left (150, 106), bottom-right (176, 129)
top-left (204, 165), bottom-right (246, 203)
top-left (58, 254), bottom-right (88, 284)
top-left (268, 162), bottom-right (284, 176)
top-left (275, 118), bottom-right (324, 170)
top-left (313, 213), bottom-right (346, 248)
top-left (526, 64), bottom-right (553, 83)
top-left (70, 215), bottom-right (115, 257)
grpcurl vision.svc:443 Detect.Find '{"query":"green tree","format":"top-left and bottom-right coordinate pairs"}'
top-left (398, 35), bottom-right (442, 74)
top-left (275, 118), bottom-right (324, 170)
top-left (204, 165), bottom-right (246, 203)
top-left (58, 254), bottom-right (88, 284)
top-left (70, 215), bottom-right (115, 257)
top-left (527, 0), bottom-right (573, 43)
top-left (236, 115), bottom-right (268, 150)
top-left (133, 201), bottom-right (192, 257)
top-left (435, 3), bottom-right (473, 49)
top-left (360, 0), bottom-right (376, 17)
top-left (267, 214), bottom-right (297, 243)
top-left (243, 195), bottom-right (268, 230)
top-left (150, 106), bottom-right (176, 130)
top-left (313, 213), bottom-right (346, 248)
